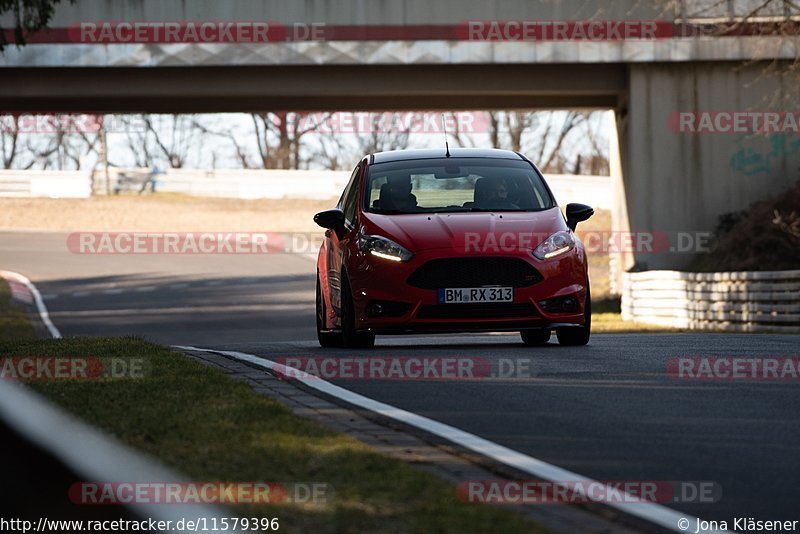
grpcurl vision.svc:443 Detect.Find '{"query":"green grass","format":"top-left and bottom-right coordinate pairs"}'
top-left (0, 280), bottom-right (37, 342)
top-left (0, 280), bottom-right (542, 533)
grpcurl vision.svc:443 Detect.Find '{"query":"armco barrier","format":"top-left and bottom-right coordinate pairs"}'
top-left (0, 380), bottom-right (248, 532)
top-left (622, 270), bottom-right (800, 333)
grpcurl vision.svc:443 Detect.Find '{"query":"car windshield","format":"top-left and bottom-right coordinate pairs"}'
top-left (364, 157), bottom-right (554, 214)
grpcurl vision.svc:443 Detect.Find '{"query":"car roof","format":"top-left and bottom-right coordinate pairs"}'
top-left (370, 148), bottom-right (525, 164)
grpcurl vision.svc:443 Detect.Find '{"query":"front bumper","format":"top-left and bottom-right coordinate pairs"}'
top-left (348, 247), bottom-right (588, 334)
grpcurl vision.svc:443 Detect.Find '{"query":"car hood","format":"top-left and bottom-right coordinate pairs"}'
top-left (361, 208), bottom-right (568, 253)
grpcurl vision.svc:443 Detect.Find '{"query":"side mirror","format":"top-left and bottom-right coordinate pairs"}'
top-left (314, 208), bottom-right (345, 230)
top-left (565, 203), bottom-right (594, 231)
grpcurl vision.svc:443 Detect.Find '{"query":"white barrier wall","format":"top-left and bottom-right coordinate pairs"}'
top-left (0, 168), bottom-right (352, 200)
top-left (154, 169), bottom-right (351, 200)
top-left (544, 174), bottom-right (612, 210)
top-left (0, 171), bottom-right (92, 198)
top-left (622, 270), bottom-right (800, 333)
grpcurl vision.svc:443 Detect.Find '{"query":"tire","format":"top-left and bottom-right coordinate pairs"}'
top-left (340, 273), bottom-right (376, 349)
top-left (556, 284), bottom-right (591, 346)
top-left (520, 328), bottom-right (551, 345)
top-left (316, 274), bottom-right (342, 348)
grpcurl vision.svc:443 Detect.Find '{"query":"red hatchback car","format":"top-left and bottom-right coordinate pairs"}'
top-left (314, 148), bottom-right (594, 348)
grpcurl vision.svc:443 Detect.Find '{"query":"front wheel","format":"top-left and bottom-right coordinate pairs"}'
top-left (520, 328), bottom-right (551, 345)
top-left (556, 284), bottom-right (591, 346)
top-left (316, 274), bottom-right (342, 347)
top-left (340, 273), bottom-right (375, 349)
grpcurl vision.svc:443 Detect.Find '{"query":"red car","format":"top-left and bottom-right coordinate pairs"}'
top-left (314, 148), bottom-right (594, 348)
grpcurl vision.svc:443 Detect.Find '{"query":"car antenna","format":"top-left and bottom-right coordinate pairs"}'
top-left (441, 113), bottom-right (451, 157)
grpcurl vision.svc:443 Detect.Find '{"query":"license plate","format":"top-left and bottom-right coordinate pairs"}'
top-left (438, 287), bottom-right (513, 304)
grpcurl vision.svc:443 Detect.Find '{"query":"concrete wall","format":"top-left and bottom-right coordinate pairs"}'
top-left (619, 61), bottom-right (800, 270)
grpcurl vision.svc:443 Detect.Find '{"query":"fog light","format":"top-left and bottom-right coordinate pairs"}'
top-left (538, 296), bottom-right (579, 313)
top-left (365, 300), bottom-right (412, 318)
top-left (366, 302), bottom-right (384, 316)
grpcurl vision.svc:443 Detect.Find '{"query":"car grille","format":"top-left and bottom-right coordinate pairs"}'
top-left (406, 257), bottom-right (543, 289)
top-left (417, 303), bottom-right (538, 320)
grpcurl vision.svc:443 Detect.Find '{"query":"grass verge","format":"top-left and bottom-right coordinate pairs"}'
top-left (0, 280), bottom-right (542, 534)
top-left (591, 297), bottom-right (680, 333)
top-left (593, 313), bottom-right (681, 333)
top-left (0, 279), bottom-right (37, 342)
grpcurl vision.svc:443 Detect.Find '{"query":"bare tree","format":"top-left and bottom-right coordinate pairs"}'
top-left (1, 114), bottom-right (100, 170)
top-left (452, 110), bottom-right (608, 174)
top-left (0, 0), bottom-right (72, 50)
top-left (1, 116), bottom-right (28, 168)
top-left (250, 112), bottom-right (332, 169)
top-left (314, 133), bottom-right (350, 170)
top-left (121, 116), bottom-right (154, 168)
top-left (144, 115), bottom-right (201, 169)
top-left (118, 115), bottom-right (203, 169)
top-left (20, 117), bottom-right (100, 170)
top-left (189, 118), bottom-right (252, 169)
top-left (353, 122), bottom-right (412, 155)
top-left (309, 112), bottom-right (413, 169)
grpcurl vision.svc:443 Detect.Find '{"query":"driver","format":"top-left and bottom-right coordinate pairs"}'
top-left (485, 180), bottom-right (509, 203)
top-left (480, 178), bottom-right (519, 209)
top-left (384, 174), bottom-right (418, 211)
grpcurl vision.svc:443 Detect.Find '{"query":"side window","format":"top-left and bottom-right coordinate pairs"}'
top-left (342, 164), bottom-right (361, 226)
top-left (336, 169), bottom-right (352, 209)
top-left (368, 175), bottom-right (387, 208)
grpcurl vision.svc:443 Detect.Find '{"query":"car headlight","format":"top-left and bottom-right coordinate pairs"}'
top-left (358, 234), bottom-right (414, 262)
top-left (532, 230), bottom-right (575, 260)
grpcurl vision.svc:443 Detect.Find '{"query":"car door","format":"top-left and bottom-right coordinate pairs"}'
top-left (326, 163), bottom-right (361, 323)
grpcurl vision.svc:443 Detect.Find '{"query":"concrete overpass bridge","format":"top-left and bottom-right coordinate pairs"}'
top-left (2, 0), bottom-right (799, 271)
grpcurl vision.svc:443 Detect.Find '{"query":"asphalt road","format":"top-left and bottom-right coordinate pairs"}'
top-left (1, 231), bottom-right (317, 345)
top-left (3, 230), bottom-right (799, 526)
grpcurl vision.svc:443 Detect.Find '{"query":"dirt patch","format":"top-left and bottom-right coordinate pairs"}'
top-left (0, 195), bottom-right (336, 233)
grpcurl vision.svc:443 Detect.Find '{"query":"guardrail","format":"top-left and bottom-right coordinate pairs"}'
top-left (622, 270), bottom-right (800, 333)
top-left (0, 380), bottom-right (248, 532)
